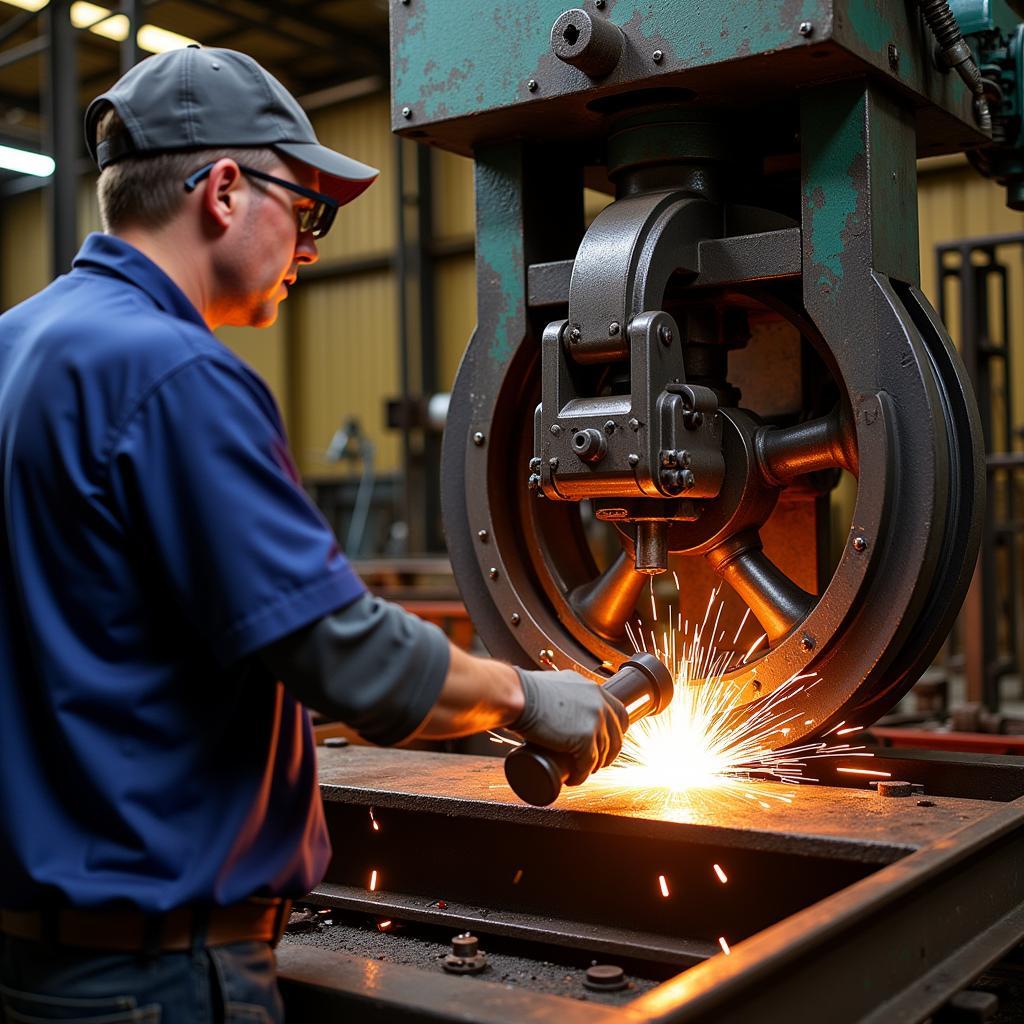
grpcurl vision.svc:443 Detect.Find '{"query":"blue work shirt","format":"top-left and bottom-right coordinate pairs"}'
top-left (0, 233), bottom-right (366, 911)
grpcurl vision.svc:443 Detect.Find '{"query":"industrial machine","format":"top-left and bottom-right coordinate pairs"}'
top-left (277, 2), bottom-right (1024, 1020)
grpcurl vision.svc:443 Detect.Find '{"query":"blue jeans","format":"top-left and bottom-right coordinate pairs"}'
top-left (0, 936), bottom-right (283, 1023)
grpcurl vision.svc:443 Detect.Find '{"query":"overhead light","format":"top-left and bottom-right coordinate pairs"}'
top-left (136, 23), bottom-right (197, 53)
top-left (69, 1), bottom-right (197, 52)
top-left (0, 144), bottom-right (54, 177)
top-left (0, 0), bottom-right (50, 12)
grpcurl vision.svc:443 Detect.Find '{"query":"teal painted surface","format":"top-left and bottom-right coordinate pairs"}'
top-left (802, 88), bottom-right (865, 297)
top-left (949, 0), bottom-right (1021, 35)
top-left (393, 0), bottom-right (826, 124)
top-left (474, 145), bottom-right (525, 365)
top-left (846, 0), bottom-right (894, 53)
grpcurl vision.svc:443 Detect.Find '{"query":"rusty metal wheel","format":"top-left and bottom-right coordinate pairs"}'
top-left (443, 276), bottom-right (983, 744)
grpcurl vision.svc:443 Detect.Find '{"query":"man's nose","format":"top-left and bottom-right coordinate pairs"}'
top-left (295, 231), bottom-right (319, 265)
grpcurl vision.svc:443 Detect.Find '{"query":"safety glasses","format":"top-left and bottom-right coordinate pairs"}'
top-left (184, 161), bottom-right (340, 238)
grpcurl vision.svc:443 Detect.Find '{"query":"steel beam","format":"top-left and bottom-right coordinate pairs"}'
top-left (46, 0), bottom-right (77, 278)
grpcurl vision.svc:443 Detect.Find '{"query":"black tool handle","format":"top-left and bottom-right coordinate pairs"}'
top-left (504, 653), bottom-right (673, 806)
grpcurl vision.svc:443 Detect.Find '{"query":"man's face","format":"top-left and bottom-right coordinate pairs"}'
top-left (227, 158), bottom-right (321, 328)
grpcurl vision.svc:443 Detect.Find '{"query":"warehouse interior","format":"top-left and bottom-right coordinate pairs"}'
top-left (3, 0), bottom-right (1024, 1020)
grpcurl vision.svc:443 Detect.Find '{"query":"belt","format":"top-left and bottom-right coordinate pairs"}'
top-left (0, 898), bottom-right (292, 952)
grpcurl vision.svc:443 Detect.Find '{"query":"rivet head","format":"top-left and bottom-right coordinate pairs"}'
top-left (511, 613), bottom-right (521, 626)
top-left (477, 529), bottom-right (489, 542)
top-left (608, 321), bottom-right (620, 336)
top-left (488, 567), bottom-right (499, 580)
top-left (550, 424), bottom-right (562, 437)
top-left (798, 20), bottom-right (813, 36)
top-left (603, 420), bottom-right (616, 434)
top-left (652, 49), bottom-right (664, 63)
top-left (627, 453), bottom-right (639, 467)
top-left (472, 431), bottom-right (485, 446)
top-left (539, 649), bottom-right (554, 661)
top-left (658, 324), bottom-right (673, 345)
top-left (799, 634), bottom-right (816, 652)
top-left (628, 417), bottom-right (641, 431)
top-left (566, 324), bottom-right (582, 344)
top-left (852, 535), bottom-right (868, 552)
top-left (548, 457), bottom-right (559, 471)
top-left (401, 106), bottom-right (412, 119)
top-left (527, 79), bottom-right (538, 92)
top-left (595, 0), bottom-right (604, 7)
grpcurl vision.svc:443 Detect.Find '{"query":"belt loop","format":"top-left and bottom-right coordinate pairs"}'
top-left (271, 900), bottom-right (291, 947)
top-left (190, 905), bottom-right (209, 953)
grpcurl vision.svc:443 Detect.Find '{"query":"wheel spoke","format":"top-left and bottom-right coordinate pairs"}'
top-left (569, 551), bottom-right (648, 641)
top-left (706, 533), bottom-right (815, 643)
top-left (755, 405), bottom-right (857, 486)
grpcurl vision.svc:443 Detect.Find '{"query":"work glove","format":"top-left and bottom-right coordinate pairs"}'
top-left (511, 669), bottom-right (629, 786)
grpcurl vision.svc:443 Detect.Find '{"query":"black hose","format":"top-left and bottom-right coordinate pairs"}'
top-left (918, 0), bottom-right (992, 131)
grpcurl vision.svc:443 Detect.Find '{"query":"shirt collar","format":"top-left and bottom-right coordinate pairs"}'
top-left (72, 233), bottom-right (209, 332)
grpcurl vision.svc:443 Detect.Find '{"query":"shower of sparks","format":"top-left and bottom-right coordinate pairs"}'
top-left (658, 874), bottom-right (670, 898)
top-left (713, 864), bottom-right (728, 884)
top-left (369, 808), bottom-right (380, 832)
top-left (718, 936), bottom-right (731, 956)
top-left (586, 584), bottom-right (877, 814)
top-left (836, 767), bottom-right (891, 778)
top-left (369, 869), bottom-right (378, 891)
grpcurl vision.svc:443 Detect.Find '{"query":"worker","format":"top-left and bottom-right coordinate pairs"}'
top-left (0, 47), bottom-right (628, 1022)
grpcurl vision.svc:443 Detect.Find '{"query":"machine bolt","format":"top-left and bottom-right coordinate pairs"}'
top-left (628, 453), bottom-right (639, 467)
top-left (659, 469), bottom-right (681, 493)
top-left (852, 535), bottom-right (868, 552)
top-left (529, 457), bottom-right (542, 473)
top-left (584, 964), bottom-right (628, 992)
top-left (527, 78), bottom-right (538, 92)
top-left (652, 49), bottom-right (664, 63)
top-left (608, 321), bottom-right (620, 335)
top-left (567, 324), bottom-right (582, 344)
top-left (678, 449), bottom-right (691, 468)
top-left (477, 529), bottom-right (489, 542)
top-left (488, 567), bottom-right (499, 580)
top-left (603, 419), bottom-right (616, 434)
top-left (658, 324), bottom-right (674, 345)
top-left (661, 449), bottom-right (678, 468)
top-left (679, 469), bottom-right (695, 491)
top-left (511, 613), bottom-right (521, 626)
top-left (550, 424), bottom-right (562, 436)
top-left (684, 410), bottom-right (704, 429)
top-left (548, 457), bottom-right (559, 471)
top-left (528, 473), bottom-right (542, 491)
top-left (799, 634), bottom-right (816, 652)
top-left (473, 431), bottom-right (485, 446)
top-left (401, 105), bottom-right (412, 118)
top-left (539, 649), bottom-right (555, 662)
top-left (572, 429), bottom-right (607, 463)
top-left (798, 20), bottom-right (813, 36)
top-left (444, 933), bottom-right (488, 975)
top-left (595, 0), bottom-right (604, 7)
top-left (628, 417), bottom-right (640, 431)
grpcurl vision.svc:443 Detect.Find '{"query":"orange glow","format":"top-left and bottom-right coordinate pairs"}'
top-left (713, 863), bottom-right (728, 884)
top-left (718, 936), bottom-right (731, 956)
top-left (836, 768), bottom-right (892, 778)
top-left (625, 692), bottom-right (652, 716)
top-left (658, 874), bottom-right (670, 898)
top-left (836, 726), bottom-right (862, 736)
top-left (378, 919), bottom-right (392, 930)
top-left (369, 869), bottom-right (378, 891)
top-left (512, 868), bottom-right (523, 885)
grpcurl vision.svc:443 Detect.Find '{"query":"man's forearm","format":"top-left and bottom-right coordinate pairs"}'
top-left (409, 643), bottom-right (525, 739)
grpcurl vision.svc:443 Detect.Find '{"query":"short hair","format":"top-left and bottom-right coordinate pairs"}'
top-left (94, 106), bottom-right (281, 232)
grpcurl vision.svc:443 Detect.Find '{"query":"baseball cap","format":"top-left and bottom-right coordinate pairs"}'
top-left (84, 46), bottom-right (378, 207)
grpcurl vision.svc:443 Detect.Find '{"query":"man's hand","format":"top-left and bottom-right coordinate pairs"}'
top-left (511, 669), bottom-right (629, 786)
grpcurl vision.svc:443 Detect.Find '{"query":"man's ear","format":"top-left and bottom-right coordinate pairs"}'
top-left (200, 158), bottom-right (244, 231)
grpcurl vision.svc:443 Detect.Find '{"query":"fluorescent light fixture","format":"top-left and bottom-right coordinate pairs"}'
top-left (0, 0), bottom-right (50, 12)
top-left (0, 144), bottom-right (54, 177)
top-left (68, 2), bottom-right (197, 52)
top-left (137, 23), bottom-right (197, 53)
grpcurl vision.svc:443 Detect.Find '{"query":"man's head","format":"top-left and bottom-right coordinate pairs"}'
top-left (85, 47), bottom-right (378, 328)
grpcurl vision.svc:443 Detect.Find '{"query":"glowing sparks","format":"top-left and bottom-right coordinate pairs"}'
top-left (836, 768), bottom-right (891, 778)
top-left (589, 585), bottom-right (875, 813)
top-left (713, 863), bottom-right (728, 884)
top-left (377, 919), bottom-right (392, 930)
top-left (719, 936), bottom-right (731, 956)
top-left (658, 874), bottom-right (670, 898)
top-left (369, 808), bottom-right (380, 832)
top-left (369, 869), bottom-right (378, 891)
top-left (512, 868), bottom-right (524, 885)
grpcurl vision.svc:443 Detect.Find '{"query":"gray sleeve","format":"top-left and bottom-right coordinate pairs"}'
top-left (257, 593), bottom-right (451, 746)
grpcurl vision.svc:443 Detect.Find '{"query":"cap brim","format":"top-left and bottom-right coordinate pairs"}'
top-left (275, 141), bottom-right (378, 206)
